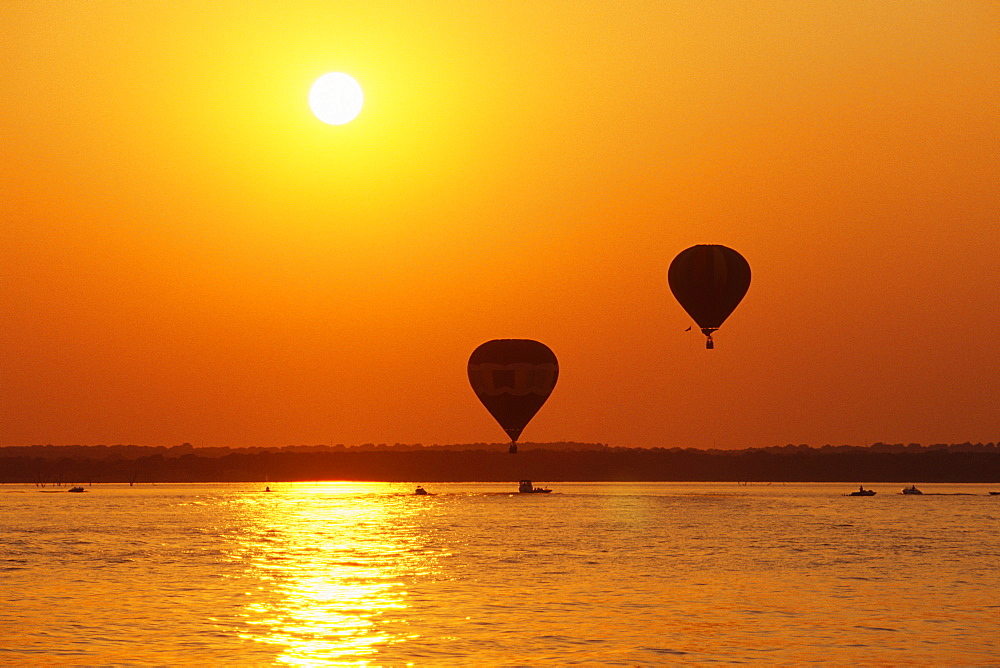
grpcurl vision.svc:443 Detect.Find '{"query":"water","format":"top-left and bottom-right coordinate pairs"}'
top-left (2, 482), bottom-right (998, 665)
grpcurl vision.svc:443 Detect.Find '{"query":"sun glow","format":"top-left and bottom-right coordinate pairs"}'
top-left (309, 72), bottom-right (364, 125)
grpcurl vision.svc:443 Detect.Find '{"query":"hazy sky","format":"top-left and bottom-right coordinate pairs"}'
top-left (3, 1), bottom-right (997, 448)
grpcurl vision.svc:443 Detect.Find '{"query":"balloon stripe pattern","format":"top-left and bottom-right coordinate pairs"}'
top-left (468, 363), bottom-right (558, 397)
top-left (668, 244), bottom-right (751, 349)
top-left (468, 339), bottom-right (558, 444)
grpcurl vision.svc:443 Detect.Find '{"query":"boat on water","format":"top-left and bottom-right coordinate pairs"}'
top-left (902, 485), bottom-right (923, 495)
top-left (849, 486), bottom-right (876, 496)
top-left (989, 491), bottom-right (1000, 496)
top-left (518, 480), bottom-right (551, 494)
top-left (67, 487), bottom-right (86, 493)
top-left (414, 486), bottom-right (429, 495)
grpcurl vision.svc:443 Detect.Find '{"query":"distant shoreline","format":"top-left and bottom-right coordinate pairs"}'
top-left (2, 443), bottom-right (997, 484)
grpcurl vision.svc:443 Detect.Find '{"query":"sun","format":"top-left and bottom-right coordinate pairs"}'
top-left (309, 73), bottom-right (364, 125)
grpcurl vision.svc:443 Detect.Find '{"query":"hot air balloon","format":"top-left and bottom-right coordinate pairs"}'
top-left (668, 244), bottom-right (751, 349)
top-left (468, 339), bottom-right (558, 454)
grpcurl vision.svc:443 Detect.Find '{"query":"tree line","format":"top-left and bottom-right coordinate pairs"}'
top-left (1, 442), bottom-right (997, 484)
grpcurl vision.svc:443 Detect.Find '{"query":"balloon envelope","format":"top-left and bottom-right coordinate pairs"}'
top-left (468, 339), bottom-right (558, 443)
top-left (668, 244), bottom-right (751, 347)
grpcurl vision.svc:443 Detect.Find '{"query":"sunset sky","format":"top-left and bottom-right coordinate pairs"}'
top-left (3, 1), bottom-right (997, 449)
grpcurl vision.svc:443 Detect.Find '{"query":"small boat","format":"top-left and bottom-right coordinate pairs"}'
top-left (849, 486), bottom-right (876, 496)
top-left (901, 485), bottom-right (922, 495)
top-left (518, 480), bottom-right (551, 494)
top-left (414, 486), bottom-right (428, 495)
top-left (989, 491), bottom-right (1000, 496)
top-left (67, 486), bottom-right (86, 493)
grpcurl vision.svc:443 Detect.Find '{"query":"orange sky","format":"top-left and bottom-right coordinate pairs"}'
top-left (3, 1), bottom-right (998, 448)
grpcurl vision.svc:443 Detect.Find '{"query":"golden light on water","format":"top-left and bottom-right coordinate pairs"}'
top-left (246, 577), bottom-right (405, 664)
top-left (229, 483), bottom-right (440, 664)
top-left (5, 483), bottom-right (1000, 664)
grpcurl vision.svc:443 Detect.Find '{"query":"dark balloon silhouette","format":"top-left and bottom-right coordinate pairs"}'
top-left (668, 244), bottom-right (751, 349)
top-left (468, 339), bottom-right (558, 453)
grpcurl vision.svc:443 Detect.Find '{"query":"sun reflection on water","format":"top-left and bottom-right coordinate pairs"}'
top-left (225, 483), bottom-right (440, 664)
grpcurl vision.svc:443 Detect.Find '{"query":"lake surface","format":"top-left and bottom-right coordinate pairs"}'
top-left (2, 482), bottom-right (998, 665)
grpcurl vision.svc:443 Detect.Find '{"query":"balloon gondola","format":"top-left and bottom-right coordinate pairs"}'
top-left (668, 244), bottom-right (751, 349)
top-left (468, 339), bottom-right (558, 454)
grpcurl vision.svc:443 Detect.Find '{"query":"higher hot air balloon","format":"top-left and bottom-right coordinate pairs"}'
top-left (668, 244), bottom-right (751, 349)
top-left (468, 339), bottom-right (558, 454)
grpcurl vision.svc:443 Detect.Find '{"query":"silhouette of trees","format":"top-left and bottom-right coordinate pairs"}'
top-left (0, 442), bottom-right (997, 483)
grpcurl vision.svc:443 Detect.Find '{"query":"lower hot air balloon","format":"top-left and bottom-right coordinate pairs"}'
top-left (468, 339), bottom-right (558, 454)
top-left (668, 244), bottom-right (751, 349)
